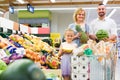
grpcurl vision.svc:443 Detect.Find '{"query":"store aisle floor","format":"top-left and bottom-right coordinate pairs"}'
top-left (115, 58), bottom-right (120, 80)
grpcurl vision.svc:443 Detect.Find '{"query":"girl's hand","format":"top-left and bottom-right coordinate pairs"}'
top-left (55, 54), bottom-right (61, 60)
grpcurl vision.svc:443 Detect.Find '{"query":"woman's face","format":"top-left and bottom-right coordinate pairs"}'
top-left (76, 11), bottom-right (85, 22)
top-left (65, 31), bottom-right (74, 43)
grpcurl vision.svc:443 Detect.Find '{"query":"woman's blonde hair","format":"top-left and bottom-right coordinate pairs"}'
top-left (73, 8), bottom-right (86, 22)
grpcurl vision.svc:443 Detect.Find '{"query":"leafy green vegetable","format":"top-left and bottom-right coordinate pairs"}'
top-left (75, 25), bottom-right (88, 44)
top-left (0, 60), bottom-right (7, 74)
top-left (0, 60), bottom-right (7, 70)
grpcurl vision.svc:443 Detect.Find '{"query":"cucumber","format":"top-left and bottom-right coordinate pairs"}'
top-left (0, 59), bottom-right (46, 80)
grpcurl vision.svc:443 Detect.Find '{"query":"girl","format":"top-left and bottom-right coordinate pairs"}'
top-left (58, 28), bottom-right (77, 80)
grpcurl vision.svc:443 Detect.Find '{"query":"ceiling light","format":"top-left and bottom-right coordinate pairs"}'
top-left (27, 4), bottom-right (34, 13)
top-left (103, 0), bottom-right (108, 5)
top-left (51, 0), bottom-right (55, 3)
top-left (9, 5), bottom-right (14, 14)
top-left (17, 0), bottom-right (25, 4)
top-left (107, 9), bottom-right (116, 18)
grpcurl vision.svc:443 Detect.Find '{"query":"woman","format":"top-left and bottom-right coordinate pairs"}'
top-left (68, 8), bottom-right (89, 47)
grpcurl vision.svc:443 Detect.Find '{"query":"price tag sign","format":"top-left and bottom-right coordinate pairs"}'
top-left (0, 49), bottom-right (7, 59)
top-left (15, 48), bottom-right (25, 55)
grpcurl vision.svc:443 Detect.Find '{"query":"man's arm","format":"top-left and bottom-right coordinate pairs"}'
top-left (109, 19), bottom-right (117, 41)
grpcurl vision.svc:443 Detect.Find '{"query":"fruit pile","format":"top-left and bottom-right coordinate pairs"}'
top-left (9, 34), bottom-right (54, 53)
top-left (0, 33), bottom-right (60, 69)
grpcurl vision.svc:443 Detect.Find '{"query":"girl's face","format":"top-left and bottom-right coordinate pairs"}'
top-left (65, 31), bottom-right (74, 43)
top-left (76, 11), bottom-right (85, 22)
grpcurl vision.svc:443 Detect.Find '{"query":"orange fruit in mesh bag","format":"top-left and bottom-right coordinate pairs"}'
top-left (98, 56), bottom-right (103, 62)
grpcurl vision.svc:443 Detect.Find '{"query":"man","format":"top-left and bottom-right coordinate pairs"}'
top-left (89, 3), bottom-right (117, 41)
top-left (89, 4), bottom-right (117, 80)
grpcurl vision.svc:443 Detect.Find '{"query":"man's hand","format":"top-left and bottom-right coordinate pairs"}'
top-left (102, 37), bottom-right (109, 42)
top-left (109, 35), bottom-right (117, 41)
top-left (89, 35), bottom-right (97, 40)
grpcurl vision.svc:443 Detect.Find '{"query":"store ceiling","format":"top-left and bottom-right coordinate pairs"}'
top-left (0, 0), bottom-right (120, 27)
top-left (0, 0), bottom-right (120, 12)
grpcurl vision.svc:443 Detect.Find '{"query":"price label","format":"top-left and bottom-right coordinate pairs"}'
top-left (15, 48), bottom-right (25, 55)
top-left (0, 49), bottom-right (7, 59)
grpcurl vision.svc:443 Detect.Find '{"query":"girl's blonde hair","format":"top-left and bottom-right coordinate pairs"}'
top-left (73, 8), bottom-right (86, 22)
top-left (64, 28), bottom-right (74, 36)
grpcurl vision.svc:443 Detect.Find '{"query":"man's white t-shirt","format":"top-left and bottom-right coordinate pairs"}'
top-left (89, 17), bottom-right (117, 36)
